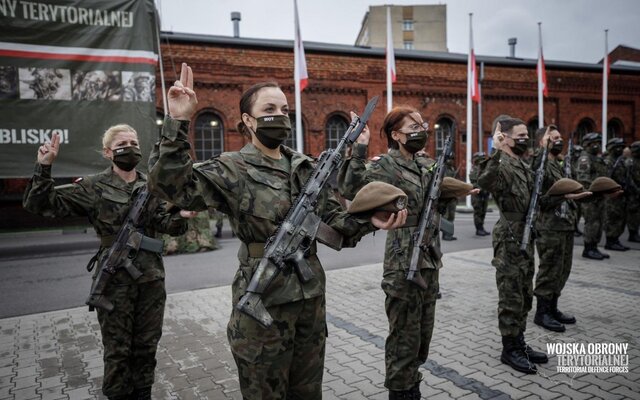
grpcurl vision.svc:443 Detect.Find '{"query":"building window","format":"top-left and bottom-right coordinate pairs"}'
top-left (403, 41), bottom-right (414, 50)
top-left (403, 19), bottom-right (414, 31)
top-left (194, 112), bottom-right (224, 161)
top-left (325, 115), bottom-right (349, 150)
top-left (576, 118), bottom-right (596, 143)
top-left (607, 118), bottom-right (623, 139)
top-left (434, 117), bottom-right (455, 156)
top-left (286, 112), bottom-right (304, 152)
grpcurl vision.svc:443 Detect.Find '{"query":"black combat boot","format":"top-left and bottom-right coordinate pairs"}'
top-left (604, 237), bottom-right (630, 251)
top-left (582, 243), bottom-right (604, 260)
top-left (629, 231), bottom-right (640, 243)
top-left (574, 228), bottom-right (583, 237)
top-left (516, 332), bottom-right (548, 364)
top-left (596, 247), bottom-right (610, 258)
top-left (442, 233), bottom-right (457, 241)
top-left (475, 224), bottom-right (490, 236)
top-left (501, 336), bottom-right (537, 374)
top-left (534, 296), bottom-right (565, 332)
top-left (551, 295), bottom-right (576, 324)
top-left (108, 394), bottom-right (130, 400)
top-left (215, 225), bottom-right (222, 238)
top-left (131, 387), bottom-right (152, 400)
top-left (410, 381), bottom-right (421, 400)
top-left (389, 389), bottom-right (412, 400)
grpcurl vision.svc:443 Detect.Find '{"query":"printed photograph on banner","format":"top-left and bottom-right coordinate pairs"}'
top-left (0, 66), bottom-right (19, 100)
top-left (18, 68), bottom-right (71, 100)
top-left (72, 70), bottom-right (122, 101)
top-left (122, 71), bottom-right (155, 102)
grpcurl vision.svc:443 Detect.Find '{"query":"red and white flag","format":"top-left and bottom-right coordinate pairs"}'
top-left (537, 24), bottom-right (548, 97)
top-left (294, 0), bottom-right (308, 91)
top-left (469, 24), bottom-right (480, 103)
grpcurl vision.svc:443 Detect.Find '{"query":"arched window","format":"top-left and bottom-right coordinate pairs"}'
top-left (286, 113), bottom-right (304, 152)
top-left (194, 112), bottom-right (224, 161)
top-left (434, 117), bottom-right (455, 156)
top-left (325, 115), bottom-right (349, 150)
top-left (607, 118), bottom-right (624, 139)
top-left (576, 118), bottom-right (596, 143)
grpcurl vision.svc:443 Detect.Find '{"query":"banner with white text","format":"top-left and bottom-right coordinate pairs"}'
top-left (0, 0), bottom-right (158, 177)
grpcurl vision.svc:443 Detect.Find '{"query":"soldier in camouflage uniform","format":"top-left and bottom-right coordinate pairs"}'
top-left (163, 210), bottom-right (218, 254)
top-left (23, 125), bottom-right (190, 400)
top-left (477, 117), bottom-right (549, 374)
top-left (147, 64), bottom-right (406, 400)
top-left (603, 138), bottom-right (630, 251)
top-left (571, 145), bottom-right (584, 236)
top-left (531, 126), bottom-right (591, 333)
top-left (626, 142), bottom-right (640, 242)
top-left (470, 151), bottom-right (490, 236)
top-left (575, 133), bottom-right (610, 260)
top-left (442, 158), bottom-right (458, 240)
top-left (338, 106), bottom-right (472, 400)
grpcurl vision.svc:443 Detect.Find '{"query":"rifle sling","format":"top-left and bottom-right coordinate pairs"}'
top-left (100, 234), bottom-right (164, 253)
top-left (242, 241), bottom-right (318, 258)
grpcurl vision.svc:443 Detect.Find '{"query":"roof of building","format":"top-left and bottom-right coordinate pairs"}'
top-left (161, 31), bottom-right (640, 74)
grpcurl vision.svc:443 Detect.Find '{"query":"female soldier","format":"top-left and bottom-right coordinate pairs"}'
top-left (23, 126), bottom-right (192, 400)
top-left (338, 106), bottom-right (474, 399)
top-left (147, 63), bottom-right (407, 400)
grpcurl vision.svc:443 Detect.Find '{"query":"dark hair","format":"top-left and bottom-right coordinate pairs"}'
top-left (492, 114), bottom-right (512, 134)
top-left (236, 81), bottom-right (280, 137)
top-left (381, 106), bottom-right (420, 149)
top-left (534, 124), bottom-right (558, 145)
top-left (498, 117), bottom-right (526, 135)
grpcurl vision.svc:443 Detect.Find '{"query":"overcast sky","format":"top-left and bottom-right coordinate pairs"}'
top-left (158, 0), bottom-right (640, 64)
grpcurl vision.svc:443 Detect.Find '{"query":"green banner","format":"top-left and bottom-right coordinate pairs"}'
top-left (0, 0), bottom-right (158, 178)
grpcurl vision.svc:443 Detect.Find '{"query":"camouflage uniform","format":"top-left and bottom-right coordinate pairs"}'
top-left (477, 150), bottom-right (535, 338)
top-left (163, 210), bottom-right (218, 255)
top-left (576, 148), bottom-right (608, 253)
top-left (604, 152), bottom-right (628, 246)
top-left (626, 144), bottom-right (640, 240)
top-left (470, 155), bottom-right (490, 234)
top-left (442, 163), bottom-right (457, 239)
top-left (23, 164), bottom-right (187, 398)
top-left (148, 117), bottom-right (375, 400)
top-left (338, 143), bottom-right (453, 392)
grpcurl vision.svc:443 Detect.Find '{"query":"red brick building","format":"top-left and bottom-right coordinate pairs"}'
top-left (157, 32), bottom-right (640, 173)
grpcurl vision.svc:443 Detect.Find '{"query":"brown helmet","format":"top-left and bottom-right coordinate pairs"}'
top-left (589, 177), bottom-right (622, 194)
top-left (546, 178), bottom-right (584, 196)
top-left (347, 181), bottom-right (408, 214)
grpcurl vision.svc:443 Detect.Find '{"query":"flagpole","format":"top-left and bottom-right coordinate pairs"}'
top-left (465, 13), bottom-right (473, 209)
top-left (537, 22), bottom-right (544, 128)
top-left (602, 29), bottom-right (609, 153)
top-left (293, 0), bottom-right (303, 153)
top-left (386, 6), bottom-right (393, 112)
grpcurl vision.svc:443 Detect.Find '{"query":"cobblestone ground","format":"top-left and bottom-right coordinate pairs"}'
top-left (0, 247), bottom-right (637, 399)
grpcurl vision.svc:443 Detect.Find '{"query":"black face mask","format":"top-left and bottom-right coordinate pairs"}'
top-left (550, 140), bottom-right (564, 156)
top-left (633, 150), bottom-right (640, 159)
top-left (587, 143), bottom-right (600, 155)
top-left (510, 137), bottom-right (529, 156)
top-left (112, 146), bottom-right (142, 171)
top-left (400, 130), bottom-right (428, 154)
top-left (611, 147), bottom-right (624, 158)
top-left (250, 115), bottom-right (292, 149)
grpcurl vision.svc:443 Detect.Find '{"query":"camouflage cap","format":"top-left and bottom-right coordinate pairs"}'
top-left (606, 137), bottom-right (625, 150)
top-left (440, 177), bottom-right (473, 199)
top-left (573, 145), bottom-right (584, 152)
top-left (589, 176), bottom-right (622, 194)
top-left (631, 141), bottom-right (640, 151)
top-left (546, 178), bottom-right (584, 196)
top-left (347, 181), bottom-right (408, 214)
top-left (582, 132), bottom-right (602, 145)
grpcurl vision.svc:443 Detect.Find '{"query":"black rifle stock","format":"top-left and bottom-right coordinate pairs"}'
top-left (521, 143), bottom-right (549, 258)
top-left (406, 134), bottom-right (454, 290)
top-left (236, 96), bottom-right (380, 328)
top-left (86, 189), bottom-right (158, 311)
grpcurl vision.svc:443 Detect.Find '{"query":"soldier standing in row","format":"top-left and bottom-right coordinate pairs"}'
top-left (147, 63), bottom-right (406, 400)
top-left (477, 117), bottom-right (548, 374)
top-left (604, 138), bottom-right (630, 251)
top-left (23, 126), bottom-right (192, 400)
top-left (532, 126), bottom-right (591, 333)
top-left (571, 144), bottom-right (584, 236)
top-left (576, 133), bottom-right (610, 260)
top-left (626, 141), bottom-right (640, 242)
top-left (470, 151), bottom-right (490, 236)
top-left (442, 157), bottom-right (458, 240)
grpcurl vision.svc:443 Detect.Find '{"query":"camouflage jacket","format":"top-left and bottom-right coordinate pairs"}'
top-left (148, 117), bottom-right (375, 307)
top-left (533, 151), bottom-right (576, 231)
top-left (575, 153), bottom-right (607, 188)
top-left (477, 150), bottom-right (533, 244)
top-left (338, 144), bottom-right (457, 274)
top-left (605, 154), bottom-right (627, 186)
top-left (625, 157), bottom-right (640, 197)
top-left (23, 164), bottom-right (187, 284)
top-left (470, 164), bottom-right (489, 198)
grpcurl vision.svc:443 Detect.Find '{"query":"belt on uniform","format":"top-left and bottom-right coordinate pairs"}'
top-left (100, 233), bottom-right (164, 253)
top-left (242, 241), bottom-right (318, 258)
top-left (501, 211), bottom-right (526, 222)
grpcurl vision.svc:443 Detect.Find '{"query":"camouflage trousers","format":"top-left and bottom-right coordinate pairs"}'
top-left (581, 197), bottom-right (604, 245)
top-left (444, 199), bottom-right (457, 224)
top-left (534, 231), bottom-right (574, 300)
top-left (227, 296), bottom-right (326, 400)
top-left (604, 195), bottom-right (627, 239)
top-left (472, 195), bottom-right (489, 227)
top-left (383, 268), bottom-right (439, 391)
top-left (492, 240), bottom-right (535, 337)
top-left (628, 195), bottom-right (640, 233)
top-left (96, 279), bottom-right (166, 397)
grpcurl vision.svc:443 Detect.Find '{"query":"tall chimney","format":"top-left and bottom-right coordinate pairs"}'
top-left (231, 12), bottom-right (241, 38)
top-left (508, 37), bottom-right (517, 58)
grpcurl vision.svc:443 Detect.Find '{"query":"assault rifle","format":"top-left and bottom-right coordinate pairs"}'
top-left (406, 134), bottom-right (454, 289)
top-left (236, 96), bottom-right (380, 327)
top-left (86, 188), bottom-right (163, 311)
top-left (521, 143), bottom-right (549, 258)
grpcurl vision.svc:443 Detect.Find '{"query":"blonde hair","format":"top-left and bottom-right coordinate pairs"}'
top-left (102, 124), bottom-right (137, 149)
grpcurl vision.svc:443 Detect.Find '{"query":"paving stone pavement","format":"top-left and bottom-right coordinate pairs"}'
top-left (0, 247), bottom-right (637, 399)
